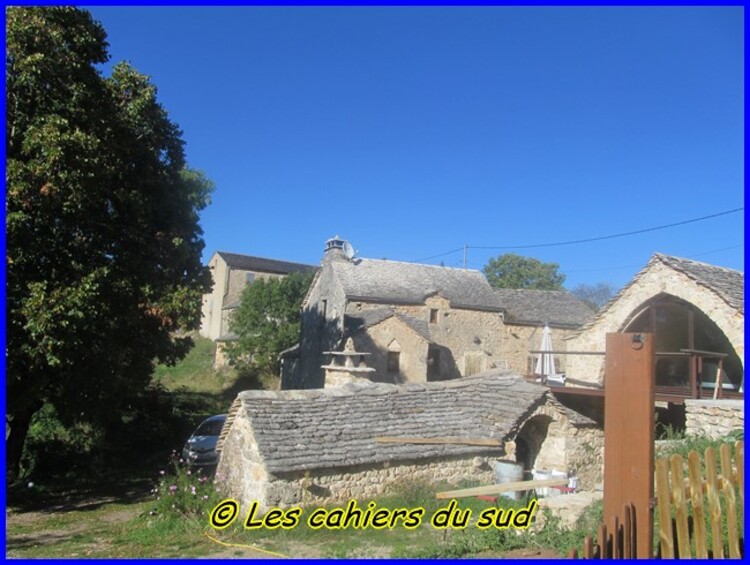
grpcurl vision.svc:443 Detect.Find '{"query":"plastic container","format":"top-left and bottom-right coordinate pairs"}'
top-left (494, 459), bottom-right (524, 501)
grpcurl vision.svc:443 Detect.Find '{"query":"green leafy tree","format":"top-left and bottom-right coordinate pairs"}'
top-left (5, 7), bottom-right (214, 481)
top-left (226, 272), bottom-right (315, 374)
top-left (483, 253), bottom-right (566, 290)
top-left (570, 282), bottom-right (617, 310)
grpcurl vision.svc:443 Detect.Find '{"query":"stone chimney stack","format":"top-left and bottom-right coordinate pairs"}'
top-left (323, 235), bottom-right (352, 263)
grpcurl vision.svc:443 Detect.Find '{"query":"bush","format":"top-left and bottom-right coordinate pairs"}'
top-left (149, 452), bottom-right (222, 521)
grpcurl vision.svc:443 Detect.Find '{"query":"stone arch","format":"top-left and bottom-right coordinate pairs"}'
top-left (514, 414), bottom-right (553, 472)
top-left (621, 292), bottom-right (743, 390)
top-left (565, 261), bottom-right (744, 385)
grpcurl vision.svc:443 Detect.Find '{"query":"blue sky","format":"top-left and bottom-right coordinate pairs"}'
top-left (85, 6), bottom-right (744, 290)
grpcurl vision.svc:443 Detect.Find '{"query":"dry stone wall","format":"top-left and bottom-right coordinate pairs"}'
top-left (266, 455), bottom-right (495, 509)
top-left (685, 399), bottom-right (744, 439)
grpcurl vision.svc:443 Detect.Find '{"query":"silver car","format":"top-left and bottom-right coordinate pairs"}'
top-left (182, 414), bottom-right (227, 467)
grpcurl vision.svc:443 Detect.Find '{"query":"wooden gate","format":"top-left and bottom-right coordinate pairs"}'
top-left (569, 333), bottom-right (744, 559)
top-left (569, 440), bottom-right (744, 558)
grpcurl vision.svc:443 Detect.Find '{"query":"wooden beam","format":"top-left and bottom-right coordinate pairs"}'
top-left (436, 478), bottom-right (568, 499)
top-left (374, 436), bottom-right (502, 447)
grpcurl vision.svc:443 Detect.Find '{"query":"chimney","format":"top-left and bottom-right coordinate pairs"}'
top-left (323, 235), bottom-right (352, 263)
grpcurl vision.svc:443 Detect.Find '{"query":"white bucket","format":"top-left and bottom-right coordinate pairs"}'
top-left (494, 459), bottom-right (524, 501)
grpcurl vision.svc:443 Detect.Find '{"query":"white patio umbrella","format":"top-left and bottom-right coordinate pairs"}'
top-left (534, 324), bottom-right (562, 383)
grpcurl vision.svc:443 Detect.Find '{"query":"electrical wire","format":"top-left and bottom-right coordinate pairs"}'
top-left (470, 207), bottom-right (743, 250)
top-left (410, 207), bottom-right (743, 262)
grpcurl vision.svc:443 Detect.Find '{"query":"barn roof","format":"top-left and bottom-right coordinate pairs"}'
top-left (653, 254), bottom-right (743, 313)
top-left (572, 253), bottom-right (744, 337)
top-left (329, 259), bottom-right (503, 312)
top-left (215, 251), bottom-right (318, 275)
top-left (218, 373), bottom-right (547, 474)
top-left (493, 289), bottom-right (594, 328)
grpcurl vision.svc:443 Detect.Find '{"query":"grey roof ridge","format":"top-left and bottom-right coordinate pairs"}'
top-left (355, 257), bottom-right (485, 274)
top-left (653, 252), bottom-right (743, 275)
top-left (653, 253), bottom-right (744, 312)
top-left (215, 250), bottom-right (318, 269)
top-left (567, 252), bottom-right (743, 339)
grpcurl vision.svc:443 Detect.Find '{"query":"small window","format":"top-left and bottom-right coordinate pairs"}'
top-left (387, 351), bottom-right (400, 373)
top-left (429, 309), bottom-right (439, 323)
top-left (245, 273), bottom-right (255, 284)
top-left (321, 299), bottom-right (327, 318)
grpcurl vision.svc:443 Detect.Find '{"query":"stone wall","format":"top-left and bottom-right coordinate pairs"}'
top-left (684, 399), bottom-right (744, 439)
top-left (566, 261), bottom-right (744, 385)
top-left (200, 253), bottom-right (288, 342)
top-left (500, 323), bottom-right (577, 375)
top-left (504, 400), bottom-right (604, 490)
top-left (289, 263), bottom-right (347, 388)
top-left (350, 298), bottom-right (507, 379)
top-left (265, 455), bottom-right (495, 509)
top-left (348, 317), bottom-right (429, 383)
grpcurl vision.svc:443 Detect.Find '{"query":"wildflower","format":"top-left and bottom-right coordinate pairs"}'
top-left (169, 485), bottom-right (177, 492)
top-left (191, 486), bottom-right (196, 495)
top-left (159, 470), bottom-right (165, 475)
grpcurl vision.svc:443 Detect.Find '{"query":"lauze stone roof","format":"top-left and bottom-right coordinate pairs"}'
top-left (217, 251), bottom-right (318, 275)
top-left (330, 259), bottom-right (503, 311)
top-left (218, 373), bottom-right (547, 474)
top-left (654, 254), bottom-right (743, 313)
top-left (493, 289), bottom-right (594, 328)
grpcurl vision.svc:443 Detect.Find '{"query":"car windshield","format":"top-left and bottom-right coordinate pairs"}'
top-left (193, 419), bottom-right (225, 436)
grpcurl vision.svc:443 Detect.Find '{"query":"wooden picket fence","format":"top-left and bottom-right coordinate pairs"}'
top-left (569, 441), bottom-right (744, 559)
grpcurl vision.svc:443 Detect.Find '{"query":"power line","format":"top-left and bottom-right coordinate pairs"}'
top-left (411, 207), bottom-right (743, 262)
top-left (470, 207), bottom-right (743, 250)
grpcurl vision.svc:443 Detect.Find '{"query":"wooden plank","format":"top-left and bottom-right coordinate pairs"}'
top-left (720, 444), bottom-right (740, 558)
top-left (597, 523), bottom-right (608, 558)
top-left (604, 333), bottom-right (654, 559)
top-left (735, 441), bottom-right (744, 526)
top-left (375, 436), bottom-right (502, 447)
top-left (611, 514), bottom-right (621, 559)
top-left (670, 454), bottom-right (691, 558)
top-left (655, 457), bottom-right (675, 559)
top-left (688, 449), bottom-right (708, 558)
top-left (704, 447), bottom-right (724, 559)
top-left (622, 504), bottom-right (633, 559)
top-left (583, 536), bottom-right (594, 559)
top-left (435, 477), bottom-right (567, 499)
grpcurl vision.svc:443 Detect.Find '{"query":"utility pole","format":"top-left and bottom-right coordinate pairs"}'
top-left (463, 244), bottom-right (467, 270)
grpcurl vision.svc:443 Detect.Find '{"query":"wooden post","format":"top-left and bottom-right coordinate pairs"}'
top-left (604, 332), bottom-right (654, 558)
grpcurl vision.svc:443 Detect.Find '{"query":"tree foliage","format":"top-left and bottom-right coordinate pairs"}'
top-left (5, 7), bottom-right (213, 481)
top-left (570, 282), bottom-right (617, 310)
top-left (482, 253), bottom-right (566, 290)
top-left (226, 272), bottom-right (315, 374)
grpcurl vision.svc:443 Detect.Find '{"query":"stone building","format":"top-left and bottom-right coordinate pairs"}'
top-left (565, 253), bottom-right (743, 389)
top-left (493, 289), bottom-right (594, 375)
top-left (563, 253), bottom-right (743, 433)
top-left (282, 237), bottom-right (507, 389)
top-left (216, 372), bottom-right (604, 511)
top-left (199, 251), bottom-right (317, 365)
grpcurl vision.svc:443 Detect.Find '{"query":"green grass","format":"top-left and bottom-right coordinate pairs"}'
top-left (152, 336), bottom-right (227, 394)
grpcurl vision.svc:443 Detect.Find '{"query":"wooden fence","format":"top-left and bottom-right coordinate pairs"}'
top-left (569, 440), bottom-right (744, 559)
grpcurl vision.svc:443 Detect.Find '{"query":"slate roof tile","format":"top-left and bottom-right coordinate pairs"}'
top-left (218, 373), bottom-right (548, 474)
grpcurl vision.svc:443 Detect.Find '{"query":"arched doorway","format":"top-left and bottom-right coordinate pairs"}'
top-left (622, 294), bottom-right (743, 392)
top-left (514, 415), bottom-right (552, 474)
